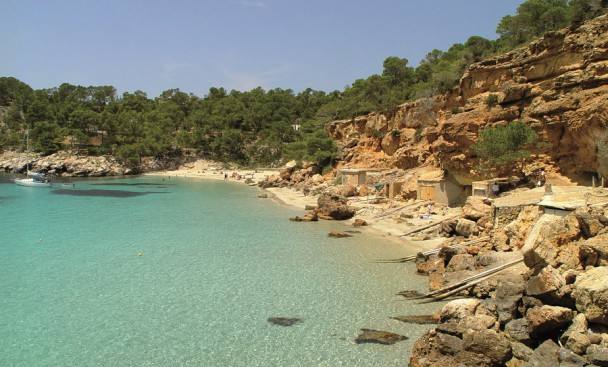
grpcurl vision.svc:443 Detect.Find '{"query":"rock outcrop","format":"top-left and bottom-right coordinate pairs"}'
top-left (0, 150), bottom-right (184, 177)
top-left (327, 15), bottom-right (608, 183)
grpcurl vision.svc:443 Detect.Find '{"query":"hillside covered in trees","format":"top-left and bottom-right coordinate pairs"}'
top-left (0, 0), bottom-right (605, 168)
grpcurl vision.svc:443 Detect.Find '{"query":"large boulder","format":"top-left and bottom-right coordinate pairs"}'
top-left (462, 329), bottom-right (512, 365)
top-left (526, 305), bottom-right (574, 337)
top-left (505, 318), bottom-right (532, 344)
top-left (493, 279), bottom-right (525, 325)
top-left (526, 339), bottom-right (560, 367)
top-left (440, 298), bottom-right (481, 322)
top-left (462, 196), bottom-right (492, 221)
top-left (586, 345), bottom-right (608, 367)
top-left (525, 266), bottom-right (566, 297)
top-left (572, 266), bottom-right (608, 326)
top-left (501, 205), bottom-right (543, 251)
top-left (446, 253), bottom-right (476, 272)
top-left (455, 218), bottom-right (478, 238)
top-left (574, 207), bottom-right (607, 238)
top-left (580, 234), bottom-right (608, 267)
top-left (316, 193), bottom-right (356, 220)
top-left (522, 214), bottom-right (581, 271)
top-left (525, 265), bottom-right (572, 306)
top-left (560, 313), bottom-right (590, 355)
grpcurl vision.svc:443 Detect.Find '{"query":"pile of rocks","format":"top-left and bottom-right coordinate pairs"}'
top-left (259, 161), bottom-right (327, 193)
top-left (410, 206), bottom-right (608, 366)
top-left (440, 196), bottom-right (494, 238)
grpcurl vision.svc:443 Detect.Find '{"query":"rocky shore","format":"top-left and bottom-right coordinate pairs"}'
top-left (256, 160), bottom-right (608, 366)
top-left (0, 150), bottom-right (184, 177)
top-left (408, 204), bottom-right (608, 366)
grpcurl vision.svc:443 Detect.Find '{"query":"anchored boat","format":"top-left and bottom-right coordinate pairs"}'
top-left (15, 172), bottom-right (51, 187)
top-left (13, 128), bottom-right (52, 188)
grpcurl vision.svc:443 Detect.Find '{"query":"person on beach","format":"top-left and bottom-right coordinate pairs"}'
top-left (224, 172), bottom-right (228, 181)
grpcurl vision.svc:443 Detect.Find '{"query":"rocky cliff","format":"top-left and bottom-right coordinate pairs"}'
top-left (327, 15), bottom-right (608, 184)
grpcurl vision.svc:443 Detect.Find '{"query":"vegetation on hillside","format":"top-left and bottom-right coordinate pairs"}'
top-left (473, 121), bottom-right (539, 174)
top-left (0, 0), bottom-right (605, 167)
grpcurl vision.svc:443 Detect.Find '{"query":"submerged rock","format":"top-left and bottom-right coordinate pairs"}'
top-left (391, 315), bottom-right (439, 325)
top-left (397, 289), bottom-right (426, 298)
top-left (354, 329), bottom-right (407, 345)
top-left (353, 218), bottom-right (368, 227)
top-left (289, 212), bottom-right (318, 222)
top-left (267, 317), bottom-right (302, 327)
top-left (328, 231), bottom-right (352, 238)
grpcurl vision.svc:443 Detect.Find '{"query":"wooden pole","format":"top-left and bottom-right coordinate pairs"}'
top-left (408, 258), bottom-right (523, 300)
top-left (399, 215), bottom-right (459, 237)
top-left (422, 260), bottom-right (523, 302)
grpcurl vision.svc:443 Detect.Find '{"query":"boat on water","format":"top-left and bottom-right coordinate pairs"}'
top-left (14, 172), bottom-right (52, 187)
top-left (13, 128), bottom-right (52, 188)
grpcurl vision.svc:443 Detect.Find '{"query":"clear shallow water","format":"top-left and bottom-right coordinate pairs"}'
top-left (0, 175), bottom-right (432, 367)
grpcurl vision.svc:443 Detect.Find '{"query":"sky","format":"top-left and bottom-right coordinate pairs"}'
top-left (1, 0), bottom-right (523, 97)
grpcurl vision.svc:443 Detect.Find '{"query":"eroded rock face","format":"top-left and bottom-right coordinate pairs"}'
top-left (572, 266), bottom-right (608, 326)
top-left (327, 15), bottom-right (608, 181)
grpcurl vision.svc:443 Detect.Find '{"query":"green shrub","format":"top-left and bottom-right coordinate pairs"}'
top-left (486, 94), bottom-right (499, 109)
top-left (473, 120), bottom-right (538, 170)
top-left (371, 129), bottom-right (385, 139)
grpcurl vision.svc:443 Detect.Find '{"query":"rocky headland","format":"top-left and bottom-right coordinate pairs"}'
top-left (0, 150), bottom-right (184, 177)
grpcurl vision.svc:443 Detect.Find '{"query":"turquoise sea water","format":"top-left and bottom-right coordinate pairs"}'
top-left (0, 175), bottom-right (431, 367)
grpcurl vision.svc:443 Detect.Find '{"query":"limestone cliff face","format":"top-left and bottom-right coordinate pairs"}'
top-left (327, 15), bottom-right (608, 183)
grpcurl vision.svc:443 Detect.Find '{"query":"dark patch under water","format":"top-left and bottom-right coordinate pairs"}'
top-left (89, 182), bottom-right (176, 187)
top-left (52, 189), bottom-right (167, 198)
top-left (267, 317), bottom-right (303, 327)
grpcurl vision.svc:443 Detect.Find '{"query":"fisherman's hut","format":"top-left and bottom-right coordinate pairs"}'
top-left (416, 170), bottom-right (466, 206)
top-left (339, 168), bottom-right (368, 187)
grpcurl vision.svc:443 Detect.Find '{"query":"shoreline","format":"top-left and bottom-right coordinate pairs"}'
top-left (146, 163), bottom-right (443, 255)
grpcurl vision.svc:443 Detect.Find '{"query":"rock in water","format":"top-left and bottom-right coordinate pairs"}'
top-left (391, 315), bottom-right (438, 325)
top-left (316, 193), bottom-right (356, 220)
top-left (328, 231), bottom-right (352, 238)
top-left (354, 329), bottom-right (407, 345)
top-left (353, 218), bottom-right (368, 227)
top-left (397, 290), bottom-right (425, 298)
top-left (267, 317), bottom-right (302, 326)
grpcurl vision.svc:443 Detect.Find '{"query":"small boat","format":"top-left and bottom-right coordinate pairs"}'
top-left (13, 128), bottom-right (52, 188)
top-left (15, 172), bottom-right (51, 187)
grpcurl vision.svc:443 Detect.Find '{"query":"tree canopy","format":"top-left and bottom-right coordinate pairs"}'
top-left (0, 0), bottom-right (605, 167)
